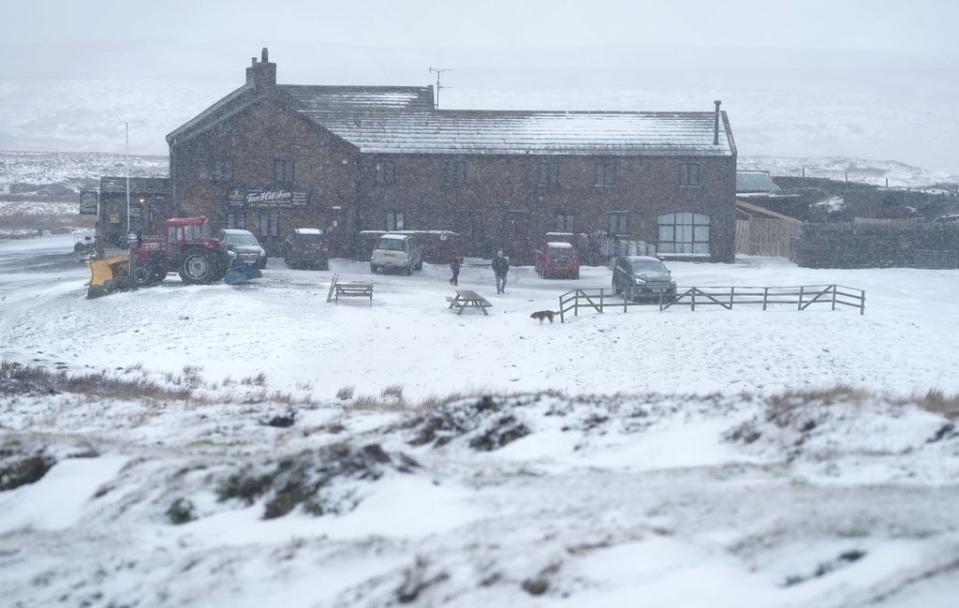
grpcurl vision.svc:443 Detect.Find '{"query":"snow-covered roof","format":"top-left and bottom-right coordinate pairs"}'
top-left (169, 81), bottom-right (735, 157)
top-left (221, 228), bottom-right (254, 235)
top-left (736, 170), bottom-right (780, 193)
top-left (546, 242), bottom-right (574, 249)
top-left (99, 176), bottom-right (170, 194)
top-left (378, 233), bottom-right (408, 240)
top-left (292, 107), bottom-right (734, 157)
top-left (294, 228), bottom-right (323, 234)
top-left (280, 85), bottom-right (434, 112)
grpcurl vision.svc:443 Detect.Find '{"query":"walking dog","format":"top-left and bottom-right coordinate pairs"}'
top-left (530, 310), bottom-right (557, 323)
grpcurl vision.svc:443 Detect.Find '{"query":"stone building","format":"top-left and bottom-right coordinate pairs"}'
top-left (167, 48), bottom-right (737, 261)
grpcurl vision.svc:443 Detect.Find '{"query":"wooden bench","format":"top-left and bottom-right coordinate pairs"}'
top-left (447, 289), bottom-right (493, 315)
top-left (334, 281), bottom-right (374, 306)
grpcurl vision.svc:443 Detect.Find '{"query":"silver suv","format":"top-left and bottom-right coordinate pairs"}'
top-left (370, 234), bottom-right (423, 275)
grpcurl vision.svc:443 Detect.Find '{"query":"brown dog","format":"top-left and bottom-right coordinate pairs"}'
top-left (530, 310), bottom-right (556, 323)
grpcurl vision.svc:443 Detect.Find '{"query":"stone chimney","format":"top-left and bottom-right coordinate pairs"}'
top-left (713, 100), bottom-right (721, 145)
top-left (246, 47), bottom-right (276, 90)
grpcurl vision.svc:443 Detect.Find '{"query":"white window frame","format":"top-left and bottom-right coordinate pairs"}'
top-left (657, 212), bottom-right (710, 256)
top-left (387, 210), bottom-right (406, 231)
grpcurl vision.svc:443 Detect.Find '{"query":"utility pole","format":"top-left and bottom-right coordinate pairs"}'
top-left (125, 122), bottom-right (131, 236)
top-left (428, 66), bottom-right (451, 109)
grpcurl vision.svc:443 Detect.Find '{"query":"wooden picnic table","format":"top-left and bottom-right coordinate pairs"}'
top-left (334, 280), bottom-right (374, 306)
top-left (447, 289), bottom-right (493, 315)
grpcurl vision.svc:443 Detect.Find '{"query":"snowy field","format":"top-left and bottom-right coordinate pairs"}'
top-left (2, 234), bottom-right (958, 401)
top-left (2, 234), bottom-right (959, 607)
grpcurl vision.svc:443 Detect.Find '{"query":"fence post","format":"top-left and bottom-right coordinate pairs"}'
top-left (599, 289), bottom-right (604, 313)
top-left (763, 287), bottom-right (768, 311)
top-left (691, 288), bottom-right (696, 312)
top-left (798, 286), bottom-right (804, 311)
top-left (861, 291), bottom-right (865, 316)
top-left (624, 291), bottom-right (628, 313)
top-left (574, 290), bottom-right (579, 317)
top-left (831, 285), bottom-right (837, 311)
top-left (729, 286), bottom-right (735, 310)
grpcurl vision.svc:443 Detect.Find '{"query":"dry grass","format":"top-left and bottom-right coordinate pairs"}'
top-left (914, 389), bottom-right (959, 420)
top-left (1, 361), bottom-right (192, 402)
top-left (380, 384), bottom-right (404, 400)
top-left (336, 385), bottom-right (355, 401)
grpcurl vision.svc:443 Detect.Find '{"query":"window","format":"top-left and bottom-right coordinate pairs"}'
top-left (211, 160), bottom-right (234, 183)
top-left (680, 163), bottom-right (701, 187)
top-left (274, 159), bottom-right (294, 185)
top-left (167, 226), bottom-right (180, 241)
top-left (554, 213), bottom-right (575, 232)
top-left (657, 212), bottom-right (710, 255)
top-left (259, 209), bottom-right (279, 238)
top-left (386, 210), bottom-right (405, 231)
top-left (607, 212), bottom-right (629, 234)
top-left (595, 162), bottom-right (615, 187)
top-left (444, 159), bottom-right (467, 186)
top-left (538, 162), bottom-right (560, 187)
top-left (227, 210), bottom-right (246, 230)
top-left (374, 160), bottom-right (395, 185)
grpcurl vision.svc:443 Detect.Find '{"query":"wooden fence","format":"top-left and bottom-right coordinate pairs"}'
top-left (662, 285), bottom-right (865, 315)
top-left (558, 284), bottom-right (865, 322)
top-left (736, 218), bottom-right (802, 258)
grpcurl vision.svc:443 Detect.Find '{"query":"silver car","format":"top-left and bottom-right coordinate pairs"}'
top-left (370, 234), bottom-right (423, 275)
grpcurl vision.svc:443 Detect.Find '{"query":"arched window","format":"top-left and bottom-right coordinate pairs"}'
top-left (658, 213), bottom-right (710, 254)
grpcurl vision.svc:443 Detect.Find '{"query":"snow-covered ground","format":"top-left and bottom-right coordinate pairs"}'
top-left (2, 234), bottom-right (958, 606)
top-left (2, 234), bottom-right (958, 401)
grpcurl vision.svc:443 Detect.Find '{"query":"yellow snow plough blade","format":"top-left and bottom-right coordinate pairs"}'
top-left (87, 255), bottom-right (132, 298)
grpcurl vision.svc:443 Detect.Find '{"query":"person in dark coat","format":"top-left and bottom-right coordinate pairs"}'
top-left (491, 250), bottom-right (510, 294)
top-left (449, 249), bottom-right (463, 286)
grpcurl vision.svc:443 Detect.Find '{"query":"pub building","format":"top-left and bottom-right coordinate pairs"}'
top-left (167, 48), bottom-right (737, 261)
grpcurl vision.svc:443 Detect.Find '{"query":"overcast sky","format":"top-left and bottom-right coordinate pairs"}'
top-left (1, 0), bottom-right (957, 172)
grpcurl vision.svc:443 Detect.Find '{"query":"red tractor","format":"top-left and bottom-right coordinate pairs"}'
top-left (130, 217), bottom-right (231, 285)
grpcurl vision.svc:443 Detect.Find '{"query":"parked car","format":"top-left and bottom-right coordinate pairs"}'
top-left (284, 228), bottom-right (329, 269)
top-left (534, 242), bottom-right (580, 279)
top-left (370, 233), bottom-right (423, 275)
top-left (218, 229), bottom-right (267, 269)
top-left (612, 256), bottom-right (677, 302)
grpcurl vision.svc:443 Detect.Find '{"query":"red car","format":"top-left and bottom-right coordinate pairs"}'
top-left (534, 242), bottom-right (580, 279)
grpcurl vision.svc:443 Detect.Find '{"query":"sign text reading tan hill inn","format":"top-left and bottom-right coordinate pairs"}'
top-left (228, 189), bottom-right (308, 208)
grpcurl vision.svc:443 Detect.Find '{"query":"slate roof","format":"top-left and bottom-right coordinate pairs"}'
top-left (100, 176), bottom-right (171, 194)
top-left (293, 108), bottom-right (734, 157)
top-left (736, 170), bottom-right (780, 193)
top-left (279, 85), bottom-right (434, 112)
top-left (169, 82), bottom-right (735, 157)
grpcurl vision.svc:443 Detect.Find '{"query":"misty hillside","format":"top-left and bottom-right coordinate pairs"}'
top-left (0, 151), bottom-right (167, 199)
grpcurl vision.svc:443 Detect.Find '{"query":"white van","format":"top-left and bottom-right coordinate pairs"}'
top-left (370, 234), bottom-right (423, 275)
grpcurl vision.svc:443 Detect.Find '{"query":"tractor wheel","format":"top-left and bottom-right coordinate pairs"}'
top-left (179, 251), bottom-right (216, 284)
top-left (133, 262), bottom-right (163, 286)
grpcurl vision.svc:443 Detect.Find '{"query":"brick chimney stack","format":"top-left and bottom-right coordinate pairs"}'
top-left (713, 100), bottom-right (721, 145)
top-left (246, 47), bottom-right (276, 90)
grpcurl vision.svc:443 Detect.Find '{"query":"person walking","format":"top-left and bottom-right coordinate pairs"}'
top-left (449, 249), bottom-right (463, 286)
top-left (491, 249), bottom-right (510, 294)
